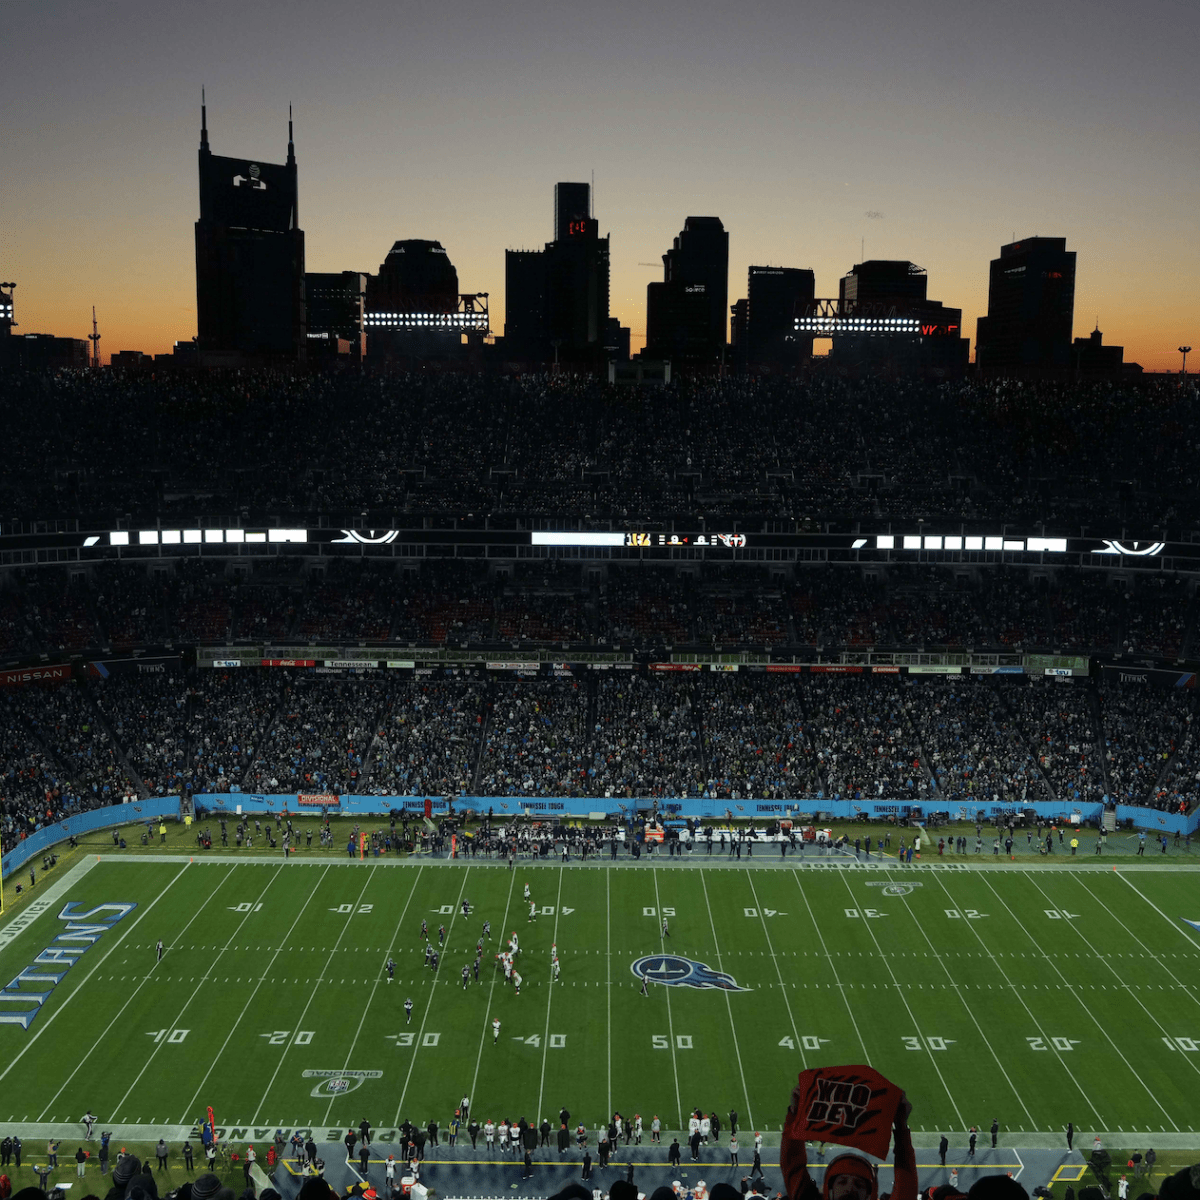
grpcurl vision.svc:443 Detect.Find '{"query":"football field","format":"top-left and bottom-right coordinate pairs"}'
top-left (2, 854), bottom-right (1199, 1144)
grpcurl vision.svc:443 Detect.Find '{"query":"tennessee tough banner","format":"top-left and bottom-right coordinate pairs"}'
top-left (784, 1065), bottom-right (904, 1158)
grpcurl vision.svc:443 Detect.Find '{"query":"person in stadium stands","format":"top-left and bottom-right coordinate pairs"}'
top-left (780, 1084), bottom-right (916, 1200)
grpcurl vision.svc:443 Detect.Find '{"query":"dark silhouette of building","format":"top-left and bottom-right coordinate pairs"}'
top-left (975, 237), bottom-right (1076, 376)
top-left (503, 250), bottom-right (547, 362)
top-left (554, 182), bottom-right (592, 243)
top-left (732, 265), bottom-right (815, 371)
top-left (822, 259), bottom-right (968, 376)
top-left (1073, 325), bottom-right (1140, 378)
top-left (645, 217), bottom-right (728, 364)
top-left (0, 283), bottom-right (90, 369)
top-left (604, 317), bottom-right (631, 363)
top-left (306, 271), bottom-right (366, 359)
top-left (0, 283), bottom-right (14, 338)
top-left (364, 240), bottom-right (459, 363)
top-left (502, 183), bottom-right (610, 367)
top-left (839, 260), bottom-right (929, 307)
top-left (194, 96), bottom-right (306, 363)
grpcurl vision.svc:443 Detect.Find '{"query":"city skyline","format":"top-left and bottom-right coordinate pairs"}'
top-left (2, 0), bottom-right (1196, 370)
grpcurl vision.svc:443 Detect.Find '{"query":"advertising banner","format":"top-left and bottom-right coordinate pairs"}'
top-left (0, 663), bottom-right (71, 687)
top-left (1099, 665), bottom-right (1196, 688)
top-left (86, 655), bottom-right (181, 678)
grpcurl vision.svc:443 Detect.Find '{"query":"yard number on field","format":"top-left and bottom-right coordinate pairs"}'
top-left (653, 1034), bottom-right (693, 1049)
top-left (1162, 1037), bottom-right (1200, 1051)
top-left (844, 908), bottom-right (887, 919)
top-left (147, 1028), bottom-right (190, 1043)
top-left (779, 1036), bottom-right (829, 1050)
top-left (443, 904), bottom-right (574, 915)
top-left (1044, 909), bottom-right (1080, 919)
top-left (229, 903), bottom-right (263, 912)
top-left (944, 909), bottom-right (987, 919)
top-left (1027, 1036), bottom-right (1081, 1051)
top-left (644, 907), bottom-right (676, 917)
top-left (387, 1032), bottom-right (441, 1047)
top-left (332, 904), bottom-right (373, 913)
top-left (261, 1030), bottom-right (315, 1045)
top-left (902, 1036), bottom-right (955, 1050)
top-left (744, 908), bottom-right (786, 917)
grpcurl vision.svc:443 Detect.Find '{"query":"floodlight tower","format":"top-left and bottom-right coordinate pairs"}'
top-left (1180, 346), bottom-right (1192, 376)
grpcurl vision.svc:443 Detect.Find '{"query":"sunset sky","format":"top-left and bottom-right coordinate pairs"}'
top-left (2, 0), bottom-right (1197, 369)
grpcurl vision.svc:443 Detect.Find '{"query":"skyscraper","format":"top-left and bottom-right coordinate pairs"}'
top-left (305, 271), bottom-right (366, 359)
top-left (502, 183), bottom-right (610, 366)
top-left (363, 240), bottom-right (461, 363)
top-left (742, 265), bottom-right (815, 369)
top-left (645, 217), bottom-right (729, 363)
top-left (554, 182), bottom-right (592, 242)
top-left (975, 237), bottom-right (1076, 376)
top-left (194, 97), bottom-right (306, 362)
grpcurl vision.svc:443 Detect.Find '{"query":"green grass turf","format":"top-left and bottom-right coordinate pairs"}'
top-left (1, 855), bottom-right (1198, 1143)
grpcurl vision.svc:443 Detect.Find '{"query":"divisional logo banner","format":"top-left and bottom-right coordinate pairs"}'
top-left (303, 1069), bottom-right (382, 1096)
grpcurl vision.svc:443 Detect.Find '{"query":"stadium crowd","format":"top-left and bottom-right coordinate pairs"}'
top-left (1, 671), bottom-right (1195, 846)
top-left (0, 560), bottom-right (1194, 658)
top-left (2, 371), bottom-right (1199, 530)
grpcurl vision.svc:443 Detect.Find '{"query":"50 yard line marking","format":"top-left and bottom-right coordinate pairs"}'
top-left (700, 871), bottom-right (754, 1131)
top-left (392, 867), bottom-right (473, 1126)
top-left (41, 864), bottom-right (243, 1122)
top-left (251, 866), bottom-right (378, 1122)
top-left (467, 869), bottom-right (518, 1112)
top-left (651, 866), bottom-right (684, 1131)
top-left (323, 865), bottom-right (425, 1126)
top-left (0, 861), bottom-right (197, 1091)
top-left (534, 866), bottom-right (565, 1121)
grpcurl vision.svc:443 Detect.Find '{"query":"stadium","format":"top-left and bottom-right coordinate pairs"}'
top-left (1, 368), bottom-right (1199, 1200)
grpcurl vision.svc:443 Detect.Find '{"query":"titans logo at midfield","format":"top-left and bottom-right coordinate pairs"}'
top-left (631, 955), bottom-right (748, 992)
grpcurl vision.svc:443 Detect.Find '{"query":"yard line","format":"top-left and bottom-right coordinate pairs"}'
top-left (38, 864), bottom-right (241, 1121)
top-left (789, 870), bottom-right (872, 1064)
top-left (882, 870), bottom-right (1036, 1128)
top-left (650, 866), bottom-right (684, 1131)
top-left (977, 874), bottom-right (1177, 1130)
top-left (466, 869), bottom-right (518, 1112)
top-left (833, 872), bottom-right (965, 1129)
top-left (699, 870), bottom-right (754, 1131)
top-left (114, 865), bottom-right (300, 1121)
top-left (606, 867), bottom-right (612, 1120)
top-left (534, 866), bottom-right (565, 1123)
top-left (0, 861), bottom-right (195, 1089)
top-left (322, 865), bottom-right (425, 1126)
top-left (1026, 874), bottom-right (1200, 1087)
top-left (392, 867), bottom-right (473, 1125)
top-left (746, 874), bottom-right (808, 1072)
top-left (177, 865), bottom-right (333, 1122)
top-left (1112, 871), bottom-right (1200, 954)
top-left (251, 866), bottom-right (378, 1121)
